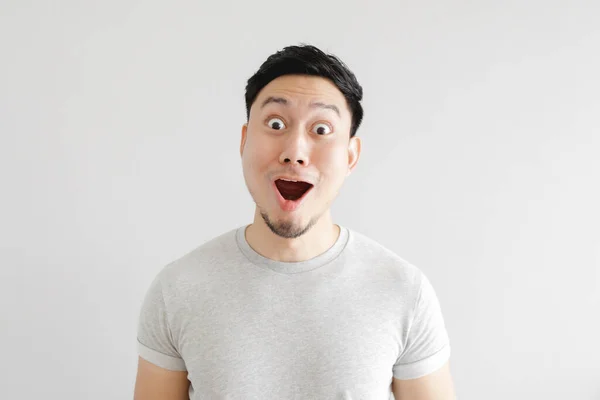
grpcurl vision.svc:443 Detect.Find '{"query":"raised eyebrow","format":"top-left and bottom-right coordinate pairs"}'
top-left (260, 97), bottom-right (341, 118)
top-left (261, 96), bottom-right (288, 108)
top-left (310, 102), bottom-right (340, 117)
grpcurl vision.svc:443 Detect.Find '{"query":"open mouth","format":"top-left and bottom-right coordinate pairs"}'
top-left (274, 179), bottom-right (314, 201)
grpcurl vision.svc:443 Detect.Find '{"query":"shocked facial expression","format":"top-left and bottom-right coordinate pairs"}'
top-left (240, 74), bottom-right (360, 239)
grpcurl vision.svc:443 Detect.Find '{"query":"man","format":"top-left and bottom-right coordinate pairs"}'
top-left (134, 44), bottom-right (456, 400)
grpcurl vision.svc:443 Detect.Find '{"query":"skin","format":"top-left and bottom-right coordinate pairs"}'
top-left (240, 74), bottom-right (361, 262)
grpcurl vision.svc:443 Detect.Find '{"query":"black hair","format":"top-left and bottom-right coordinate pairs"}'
top-left (244, 44), bottom-right (364, 138)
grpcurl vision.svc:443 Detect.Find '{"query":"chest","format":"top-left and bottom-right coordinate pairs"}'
top-left (176, 279), bottom-right (401, 398)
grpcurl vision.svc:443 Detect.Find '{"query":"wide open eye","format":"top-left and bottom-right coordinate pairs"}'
top-left (312, 122), bottom-right (332, 135)
top-left (267, 117), bottom-right (286, 130)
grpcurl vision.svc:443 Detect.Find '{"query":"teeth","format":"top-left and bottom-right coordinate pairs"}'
top-left (278, 178), bottom-right (314, 185)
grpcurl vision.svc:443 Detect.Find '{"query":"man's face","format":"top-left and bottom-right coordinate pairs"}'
top-left (240, 74), bottom-right (361, 239)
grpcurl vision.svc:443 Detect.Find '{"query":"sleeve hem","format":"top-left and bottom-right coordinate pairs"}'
top-left (392, 343), bottom-right (451, 380)
top-left (137, 339), bottom-right (187, 372)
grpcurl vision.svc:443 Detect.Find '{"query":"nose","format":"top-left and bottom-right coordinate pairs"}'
top-left (279, 128), bottom-right (309, 166)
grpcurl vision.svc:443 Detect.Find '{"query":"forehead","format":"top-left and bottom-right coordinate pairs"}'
top-left (255, 75), bottom-right (350, 117)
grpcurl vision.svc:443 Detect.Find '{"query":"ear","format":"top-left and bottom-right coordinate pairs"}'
top-left (347, 136), bottom-right (361, 176)
top-left (240, 123), bottom-right (248, 158)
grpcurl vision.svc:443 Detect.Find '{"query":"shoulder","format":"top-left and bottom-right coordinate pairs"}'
top-left (152, 226), bottom-right (241, 291)
top-left (344, 227), bottom-right (426, 293)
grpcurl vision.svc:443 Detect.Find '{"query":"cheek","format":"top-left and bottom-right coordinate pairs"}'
top-left (317, 150), bottom-right (349, 185)
top-left (243, 136), bottom-right (274, 176)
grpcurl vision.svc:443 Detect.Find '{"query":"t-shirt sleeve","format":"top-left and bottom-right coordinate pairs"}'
top-left (137, 273), bottom-right (187, 371)
top-left (392, 272), bottom-right (451, 380)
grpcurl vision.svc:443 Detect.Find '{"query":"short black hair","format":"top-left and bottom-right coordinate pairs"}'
top-left (245, 44), bottom-right (364, 138)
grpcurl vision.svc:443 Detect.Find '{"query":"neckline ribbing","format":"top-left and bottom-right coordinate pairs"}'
top-left (235, 224), bottom-right (349, 274)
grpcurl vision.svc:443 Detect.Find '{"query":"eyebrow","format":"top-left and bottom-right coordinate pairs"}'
top-left (260, 96), bottom-right (341, 117)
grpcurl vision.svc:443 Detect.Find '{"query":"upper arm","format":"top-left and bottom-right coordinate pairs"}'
top-left (136, 270), bottom-right (189, 398)
top-left (134, 357), bottom-right (190, 400)
top-left (392, 361), bottom-right (456, 400)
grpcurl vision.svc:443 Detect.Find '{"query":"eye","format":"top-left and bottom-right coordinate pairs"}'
top-left (312, 122), bottom-right (332, 135)
top-left (267, 117), bottom-right (286, 130)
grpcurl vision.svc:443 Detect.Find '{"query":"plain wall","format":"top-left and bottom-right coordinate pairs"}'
top-left (1, 1), bottom-right (599, 399)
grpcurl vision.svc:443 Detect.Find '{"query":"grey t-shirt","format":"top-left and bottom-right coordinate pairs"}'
top-left (137, 225), bottom-right (451, 399)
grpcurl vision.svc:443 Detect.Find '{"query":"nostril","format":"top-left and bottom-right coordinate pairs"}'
top-left (284, 159), bottom-right (304, 165)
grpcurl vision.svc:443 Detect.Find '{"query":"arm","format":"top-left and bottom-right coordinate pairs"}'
top-left (134, 357), bottom-right (190, 400)
top-left (136, 269), bottom-right (189, 399)
top-left (392, 361), bottom-right (456, 400)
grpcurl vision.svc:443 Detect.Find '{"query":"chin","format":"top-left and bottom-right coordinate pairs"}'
top-left (260, 211), bottom-right (314, 239)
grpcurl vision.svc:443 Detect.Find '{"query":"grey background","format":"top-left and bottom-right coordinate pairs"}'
top-left (1, 1), bottom-right (599, 399)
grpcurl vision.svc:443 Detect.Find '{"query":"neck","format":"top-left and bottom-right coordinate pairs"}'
top-left (244, 209), bottom-right (340, 263)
